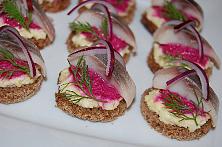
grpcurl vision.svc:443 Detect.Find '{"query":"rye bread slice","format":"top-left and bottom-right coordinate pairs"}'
top-left (0, 76), bottom-right (43, 104)
top-left (78, 0), bottom-right (136, 24)
top-left (147, 48), bottom-right (213, 77)
top-left (66, 32), bottom-right (133, 63)
top-left (141, 88), bottom-right (213, 140)
top-left (40, 0), bottom-right (71, 13)
top-left (29, 36), bottom-right (52, 49)
top-left (56, 93), bottom-right (127, 122)
top-left (141, 12), bottom-right (158, 34)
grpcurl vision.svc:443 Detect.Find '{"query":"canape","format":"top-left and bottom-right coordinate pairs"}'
top-left (141, 0), bottom-right (203, 34)
top-left (147, 20), bottom-right (220, 76)
top-left (56, 39), bottom-right (136, 122)
top-left (0, 0), bottom-right (55, 49)
top-left (0, 26), bottom-right (46, 104)
top-left (38, 0), bottom-right (71, 12)
top-left (141, 60), bottom-right (219, 140)
top-left (78, 0), bottom-right (136, 24)
top-left (66, 2), bottom-right (136, 63)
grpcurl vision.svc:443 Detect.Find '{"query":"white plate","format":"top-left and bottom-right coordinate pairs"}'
top-left (0, 0), bottom-right (221, 147)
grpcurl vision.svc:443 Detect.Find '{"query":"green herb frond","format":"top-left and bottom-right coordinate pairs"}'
top-left (2, 0), bottom-right (32, 30)
top-left (69, 21), bottom-right (93, 33)
top-left (164, 1), bottom-right (186, 21)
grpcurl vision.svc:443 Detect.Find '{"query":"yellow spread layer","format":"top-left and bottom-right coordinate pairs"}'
top-left (144, 89), bottom-right (210, 132)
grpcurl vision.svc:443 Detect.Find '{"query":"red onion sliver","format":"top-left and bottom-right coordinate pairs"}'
top-left (175, 60), bottom-right (209, 100)
top-left (94, 39), bottom-right (115, 77)
top-left (174, 20), bottom-right (204, 61)
top-left (26, 0), bottom-right (33, 12)
top-left (166, 69), bottom-right (195, 86)
top-left (67, 0), bottom-right (117, 15)
top-left (91, 4), bottom-right (113, 40)
top-left (0, 26), bottom-right (36, 77)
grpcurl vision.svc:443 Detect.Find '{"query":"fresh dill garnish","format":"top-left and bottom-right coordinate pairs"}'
top-left (2, 0), bottom-right (32, 30)
top-left (0, 48), bottom-right (30, 79)
top-left (160, 88), bottom-right (204, 126)
top-left (69, 21), bottom-right (93, 33)
top-left (69, 18), bottom-right (109, 39)
top-left (164, 1), bottom-right (186, 21)
top-left (161, 55), bottom-right (176, 63)
top-left (101, 18), bottom-right (108, 38)
top-left (60, 57), bottom-right (95, 103)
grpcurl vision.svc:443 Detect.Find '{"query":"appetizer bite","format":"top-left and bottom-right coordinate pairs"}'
top-left (141, 60), bottom-right (219, 140)
top-left (66, 2), bottom-right (136, 62)
top-left (38, 0), bottom-right (71, 12)
top-left (0, 26), bottom-right (46, 104)
top-left (141, 0), bottom-right (203, 34)
top-left (0, 0), bottom-right (55, 49)
top-left (56, 40), bottom-right (136, 122)
top-left (147, 20), bottom-right (220, 76)
top-left (78, 0), bottom-right (136, 24)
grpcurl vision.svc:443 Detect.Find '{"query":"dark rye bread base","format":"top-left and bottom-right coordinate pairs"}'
top-left (55, 93), bottom-right (127, 122)
top-left (40, 0), bottom-right (71, 12)
top-left (141, 13), bottom-right (158, 34)
top-left (141, 88), bottom-right (213, 140)
top-left (0, 76), bottom-right (43, 104)
top-left (147, 48), bottom-right (213, 77)
top-left (66, 32), bottom-right (133, 63)
top-left (78, 0), bottom-right (136, 24)
top-left (30, 36), bottom-right (52, 49)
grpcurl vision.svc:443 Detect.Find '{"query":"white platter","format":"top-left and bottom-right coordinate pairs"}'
top-left (0, 0), bottom-right (222, 147)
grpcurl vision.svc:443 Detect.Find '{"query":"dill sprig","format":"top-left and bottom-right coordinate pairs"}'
top-left (69, 21), bottom-right (93, 34)
top-left (60, 57), bottom-right (95, 103)
top-left (2, 0), bottom-right (32, 30)
top-left (69, 18), bottom-right (108, 38)
top-left (0, 48), bottom-right (30, 79)
top-left (161, 88), bottom-right (204, 126)
top-left (164, 1), bottom-right (186, 21)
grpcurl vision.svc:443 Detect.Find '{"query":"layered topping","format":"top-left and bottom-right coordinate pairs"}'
top-left (153, 66), bottom-right (219, 127)
top-left (0, 0), bottom-right (55, 41)
top-left (144, 89), bottom-right (210, 132)
top-left (58, 40), bottom-right (136, 110)
top-left (153, 43), bottom-right (213, 69)
top-left (0, 48), bottom-right (41, 87)
top-left (68, 3), bottom-right (136, 60)
top-left (79, 0), bottom-right (133, 15)
top-left (153, 21), bottom-right (221, 69)
top-left (0, 26), bottom-right (46, 77)
top-left (146, 0), bottom-right (203, 30)
top-left (58, 63), bottom-right (122, 110)
top-left (70, 21), bottom-right (129, 55)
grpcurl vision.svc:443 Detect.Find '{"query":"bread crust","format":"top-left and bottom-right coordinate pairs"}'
top-left (147, 48), bottom-right (213, 77)
top-left (141, 12), bottom-right (158, 34)
top-left (78, 0), bottom-right (136, 24)
top-left (40, 0), bottom-right (71, 13)
top-left (29, 36), bottom-right (52, 49)
top-left (141, 88), bottom-right (213, 140)
top-left (0, 76), bottom-right (43, 104)
top-left (66, 32), bottom-right (133, 63)
top-left (55, 93), bottom-right (127, 122)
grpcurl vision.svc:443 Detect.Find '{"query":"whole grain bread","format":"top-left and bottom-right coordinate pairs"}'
top-left (141, 12), bottom-right (158, 34)
top-left (66, 32), bottom-right (133, 62)
top-left (56, 93), bottom-right (127, 122)
top-left (147, 48), bottom-right (213, 77)
top-left (40, 0), bottom-right (71, 13)
top-left (78, 0), bottom-right (136, 24)
top-left (141, 88), bottom-right (213, 140)
top-left (30, 36), bottom-right (52, 49)
top-left (0, 76), bottom-right (43, 104)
